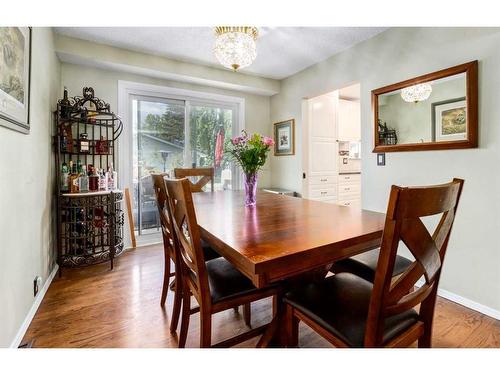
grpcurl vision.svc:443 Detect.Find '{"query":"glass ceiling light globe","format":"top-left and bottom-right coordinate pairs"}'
top-left (401, 83), bottom-right (433, 103)
top-left (214, 26), bottom-right (258, 71)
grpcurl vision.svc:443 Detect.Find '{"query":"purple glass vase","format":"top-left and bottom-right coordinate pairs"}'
top-left (244, 173), bottom-right (258, 206)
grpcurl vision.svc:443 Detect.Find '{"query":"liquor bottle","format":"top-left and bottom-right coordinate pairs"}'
top-left (107, 164), bottom-right (113, 190)
top-left (79, 133), bottom-right (90, 153)
top-left (107, 163), bottom-right (118, 190)
top-left (61, 162), bottom-right (69, 192)
top-left (98, 168), bottom-right (107, 191)
top-left (89, 165), bottom-right (99, 192)
top-left (79, 165), bottom-right (89, 193)
top-left (95, 136), bottom-right (109, 154)
top-left (69, 161), bottom-right (80, 193)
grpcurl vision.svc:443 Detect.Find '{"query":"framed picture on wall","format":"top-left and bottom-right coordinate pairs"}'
top-left (0, 27), bottom-right (32, 134)
top-left (432, 97), bottom-right (467, 142)
top-left (274, 119), bottom-right (295, 156)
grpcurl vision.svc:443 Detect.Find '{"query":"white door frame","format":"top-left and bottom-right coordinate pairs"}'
top-left (117, 80), bottom-right (245, 246)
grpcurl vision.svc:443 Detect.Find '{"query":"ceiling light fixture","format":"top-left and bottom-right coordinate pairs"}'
top-left (214, 26), bottom-right (258, 72)
top-left (401, 83), bottom-right (432, 103)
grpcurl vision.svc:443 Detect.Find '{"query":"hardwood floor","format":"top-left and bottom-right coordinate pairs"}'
top-left (23, 244), bottom-right (500, 348)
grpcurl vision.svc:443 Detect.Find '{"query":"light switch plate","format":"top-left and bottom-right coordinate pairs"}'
top-left (377, 153), bottom-right (385, 166)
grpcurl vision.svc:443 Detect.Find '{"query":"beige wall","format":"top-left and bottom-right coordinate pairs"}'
top-left (270, 27), bottom-right (500, 312)
top-left (61, 63), bottom-right (272, 186)
top-left (0, 28), bottom-right (61, 347)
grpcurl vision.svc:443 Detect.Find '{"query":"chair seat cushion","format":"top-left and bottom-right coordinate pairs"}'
top-left (205, 257), bottom-right (258, 304)
top-left (284, 273), bottom-right (419, 347)
top-left (332, 249), bottom-right (413, 282)
top-left (201, 238), bottom-right (221, 261)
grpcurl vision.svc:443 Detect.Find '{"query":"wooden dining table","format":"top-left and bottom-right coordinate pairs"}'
top-left (192, 190), bottom-right (386, 346)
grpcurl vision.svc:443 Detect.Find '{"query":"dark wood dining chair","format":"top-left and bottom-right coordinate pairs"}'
top-left (283, 178), bottom-right (464, 348)
top-left (174, 167), bottom-right (252, 325)
top-left (151, 173), bottom-right (222, 333)
top-left (330, 249), bottom-right (413, 283)
top-left (165, 177), bottom-right (280, 348)
top-left (151, 173), bottom-right (175, 307)
top-left (174, 167), bottom-right (215, 192)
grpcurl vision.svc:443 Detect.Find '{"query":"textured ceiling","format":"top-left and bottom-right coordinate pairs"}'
top-left (54, 27), bottom-right (387, 80)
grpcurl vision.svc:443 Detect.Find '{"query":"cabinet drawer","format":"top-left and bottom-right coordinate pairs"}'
top-left (309, 175), bottom-right (338, 185)
top-left (338, 174), bottom-right (361, 184)
top-left (338, 199), bottom-right (360, 208)
top-left (310, 186), bottom-right (337, 198)
top-left (338, 184), bottom-right (360, 195)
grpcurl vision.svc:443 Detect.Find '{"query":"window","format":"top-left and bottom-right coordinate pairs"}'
top-left (119, 82), bottom-right (244, 238)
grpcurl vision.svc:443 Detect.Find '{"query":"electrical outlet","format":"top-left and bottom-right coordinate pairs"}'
top-left (33, 276), bottom-right (42, 297)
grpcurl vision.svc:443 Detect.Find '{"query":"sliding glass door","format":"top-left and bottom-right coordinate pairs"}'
top-left (131, 96), bottom-right (185, 235)
top-left (130, 95), bottom-right (238, 236)
top-left (188, 102), bottom-right (236, 190)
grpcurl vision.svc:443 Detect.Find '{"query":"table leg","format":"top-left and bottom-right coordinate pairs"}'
top-left (256, 292), bottom-right (287, 348)
top-left (272, 292), bottom-right (288, 346)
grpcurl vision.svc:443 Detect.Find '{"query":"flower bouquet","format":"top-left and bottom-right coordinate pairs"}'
top-left (227, 130), bottom-right (274, 206)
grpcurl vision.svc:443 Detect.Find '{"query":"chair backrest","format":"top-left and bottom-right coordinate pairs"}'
top-left (365, 178), bottom-right (464, 346)
top-left (164, 177), bottom-right (211, 306)
top-left (174, 167), bottom-right (215, 192)
top-left (151, 173), bottom-right (176, 256)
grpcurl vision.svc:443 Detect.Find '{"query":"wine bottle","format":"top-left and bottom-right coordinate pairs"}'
top-left (89, 165), bottom-right (99, 192)
top-left (60, 88), bottom-right (70, 118)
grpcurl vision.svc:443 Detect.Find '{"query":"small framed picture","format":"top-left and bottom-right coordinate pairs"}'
top-left (274, 119), bottom-right (295, 156)
top-left (432, 97), bottom-right (467, 142)
top-left (0, 27), bottom-right (32, 134)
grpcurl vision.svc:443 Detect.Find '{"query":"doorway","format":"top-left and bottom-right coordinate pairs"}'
top-left (302, 83), bottom-right (361, 208)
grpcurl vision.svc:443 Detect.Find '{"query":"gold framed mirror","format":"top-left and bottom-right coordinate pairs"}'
top-left (372, 60), bottom-right (478, 152)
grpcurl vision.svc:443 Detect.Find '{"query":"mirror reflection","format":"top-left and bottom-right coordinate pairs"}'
top-left (377, 72), bottom-right (467, 145)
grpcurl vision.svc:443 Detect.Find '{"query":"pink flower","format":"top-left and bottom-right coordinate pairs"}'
top-left (263, 136), bottom-right (275, 146)
top-left (232, 136), bottom-right (247, 145)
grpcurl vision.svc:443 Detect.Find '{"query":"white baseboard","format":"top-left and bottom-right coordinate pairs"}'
top-left (415, 280), bottom-right (500, 321)
top-left (9, 264), bottom-right (59, 348)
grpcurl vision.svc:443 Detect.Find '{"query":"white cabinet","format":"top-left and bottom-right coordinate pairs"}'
top-left (304, 93), bottom-right (338, 201)
top-left (337, 99), bottom-right (360, 142)
top-left (310, 141), bottom-right (337, 175)
top-left (338, 174), bottom-right (361, 184)
top-left (338, 173), bottom-right (361, 207)
top-left (310, 185), bottom-right (337, 199)
top-left (310, 97), bottom-right (337, 139)
top-left (309, 175), bottom-right (338, 185)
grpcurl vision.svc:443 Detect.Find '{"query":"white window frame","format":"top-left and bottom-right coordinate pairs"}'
top-left (117, 80), bottom-right (245, 194)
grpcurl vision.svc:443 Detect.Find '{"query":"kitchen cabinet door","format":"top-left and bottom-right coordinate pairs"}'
top-left (338, 99), bottom-right (360, 141)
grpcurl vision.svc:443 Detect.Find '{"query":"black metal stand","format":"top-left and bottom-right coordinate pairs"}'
top-left (54, 88), bottom-right (124, 274)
